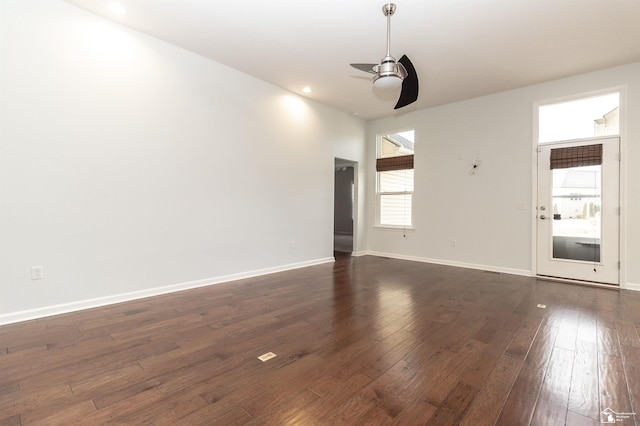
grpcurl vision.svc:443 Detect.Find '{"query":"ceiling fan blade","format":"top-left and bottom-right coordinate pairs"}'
top-left (350, 63), bottom-right (378, 74)
top-left (394, 55), bottom-right (419, 109)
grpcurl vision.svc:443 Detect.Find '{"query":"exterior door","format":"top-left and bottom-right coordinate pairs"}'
top-left (536, 137), bottom-right (620, 285)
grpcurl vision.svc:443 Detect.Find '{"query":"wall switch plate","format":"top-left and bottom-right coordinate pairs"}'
top-left (451, 240), bottom-right (457, 247)
top-left (31, 266), bottom-right (44, 280)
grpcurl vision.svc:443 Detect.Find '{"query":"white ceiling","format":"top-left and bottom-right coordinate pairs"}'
top-left (65, 0), bottom-right (640, 120)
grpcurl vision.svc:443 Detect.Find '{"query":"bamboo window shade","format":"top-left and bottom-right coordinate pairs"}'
top-left (550, 144), bottom-right (602, 170)
top-left (376, 155), bottom-right (414, 172)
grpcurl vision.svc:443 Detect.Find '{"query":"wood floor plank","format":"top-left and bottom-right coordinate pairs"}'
top-left (358, 326), bottom-right (435, 380)
top-left (391, 398), bottom-right (438, 425)
top-left (119, 390), bottom-right (211, 425)
top-left (565, 410), bottom-right (601, 426)
top-left (426, 381), bottom-right (479, 425)
top-left (0, 384), bottom-right (74, 421)
top-left (553, 310), bottom-right (579, 351)
top-left (23, 401), bottom-right (96, 426)
top-left (576, 312), bottom-right (598, 344)
top-left (243, 388), bottom-right (319, 424)
top-left (530, 347), bottom-right (574, 426)
top-left (81, 387), bottom-right (164, 424)
top-left (1, 256), bottom-right (639, 424)
top-left (0, 414), bottom-right (21, 426)
top-left (599, 352), bottom-right (634, 417)
top-left (422, 339), bottom-right (486, 406)
top-left (567, 340), bottom-right (599, 420)
top-left (315, 388), bottom-right (379, 425)
top-left (288, 373), bottom-right (374, 424)
top-left (597, 319), bottom-right (621, 357)
top-left (619, 343), bottom-right (640, 419)
top-left (0, 382), bottom-right (19, 399)
top-left (616, 319), bottom-right (640, 348)
top-left (195, 353), bottom-right (326, 421)
top-left (505, 314), bottom-right (544, 358)
top-left (460, 329), bottom-right (515, 388)
top-left (495, 324), bottom-right (559, 425)
top-left (323, 357), bottom-right (434, 424)
top-left (459, 353), bottom-right (523, 426)
top-left (189, 406), bottom-right (253, 426)
top-left (303, 337), bottom-right (379, 390)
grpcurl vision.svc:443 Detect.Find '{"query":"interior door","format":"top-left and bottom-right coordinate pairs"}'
top-left (536, 137), bottom-right (620, 285)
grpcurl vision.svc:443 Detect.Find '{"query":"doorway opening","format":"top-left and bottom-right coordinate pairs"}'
top-left (535, 91), bottom-right (621, 285)
top-left (536, 138), bottom-right (619, 285)
top-left (334, 158), bottom-right (357, 254)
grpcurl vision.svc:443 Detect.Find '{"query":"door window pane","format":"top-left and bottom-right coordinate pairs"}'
top-left (551, 165), bottom-right (601, 262)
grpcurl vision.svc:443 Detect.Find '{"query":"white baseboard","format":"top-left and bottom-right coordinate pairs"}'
top-left (624, 282), bottom-right (640, 292)
top-left (0, 257), bottom-right (334, 326)
top-left (365, 251), bottom-right (532, 277)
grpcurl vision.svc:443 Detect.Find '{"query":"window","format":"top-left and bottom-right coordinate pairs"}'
top-left (376, 130), bottom-right (414, 227)
top-left (538, 92), bottom-right (619, 143)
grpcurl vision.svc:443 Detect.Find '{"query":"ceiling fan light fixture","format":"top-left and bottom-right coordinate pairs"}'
top-left (373, 74), bottom-right (403, 90)
top-left (373, 58), bottom-right (406, 90)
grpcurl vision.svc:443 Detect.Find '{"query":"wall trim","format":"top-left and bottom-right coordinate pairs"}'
top-left (624, 282), bottom-right (640, 292)
top-left (365, 251), bottom-right (532, 277)
top-left (0, 257), bottom-right (334, 326)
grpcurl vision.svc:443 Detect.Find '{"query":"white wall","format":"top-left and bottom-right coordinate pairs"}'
top-left (366, 62), bottom-right (640, 288)
top-left (0, 1), bottom-right (366, 323)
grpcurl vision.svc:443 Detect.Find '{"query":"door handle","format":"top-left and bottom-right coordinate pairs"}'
top-left (539, 214), bottom-right (547, 220)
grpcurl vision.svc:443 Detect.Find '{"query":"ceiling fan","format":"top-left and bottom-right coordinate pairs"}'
top-left (350, 3), bottom-right (419, 110)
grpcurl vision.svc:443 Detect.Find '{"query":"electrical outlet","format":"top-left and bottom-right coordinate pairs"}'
top-left (290, 240), bottom-right (296, 248)
top-left (451, 240), bottom-right (457, 247)
top-left (31, 266), bottom-right (44, 280)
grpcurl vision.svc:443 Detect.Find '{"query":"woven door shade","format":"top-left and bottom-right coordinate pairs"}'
top-left (550, 144), bottom-right (602, 170)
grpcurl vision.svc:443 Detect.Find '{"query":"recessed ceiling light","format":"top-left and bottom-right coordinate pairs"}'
top-left (108, 3), bottom-right (127, 15)
top-left (302, 87), bottom-right (312, 94)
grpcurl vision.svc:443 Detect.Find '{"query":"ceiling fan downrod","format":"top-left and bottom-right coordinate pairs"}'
top-left (374, 3), bottom-right (406, 89)
top-left (383, 3), bottom-right (396, 60)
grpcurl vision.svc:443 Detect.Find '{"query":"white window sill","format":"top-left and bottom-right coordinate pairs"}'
top-left (373, 225), bottom-right (415, 231)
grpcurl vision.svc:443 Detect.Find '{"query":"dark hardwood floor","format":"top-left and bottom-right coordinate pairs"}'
top-left (2, 255), bottom-right (640, 425)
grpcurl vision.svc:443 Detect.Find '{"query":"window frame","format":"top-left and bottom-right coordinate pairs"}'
top-left (537, 91), bottom-right (620, 144)
top-left (375, 132), bottom-right (415, 229)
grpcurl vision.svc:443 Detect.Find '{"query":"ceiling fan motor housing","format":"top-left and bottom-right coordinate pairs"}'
top-left (373, 56), bottom-right (407, 89)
